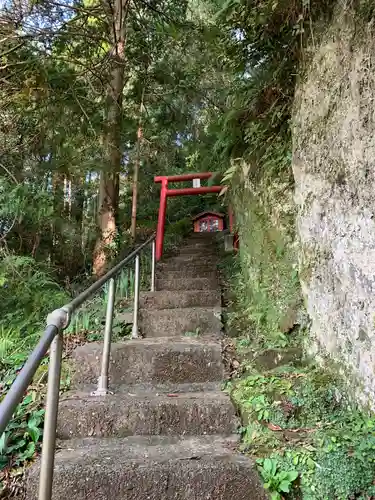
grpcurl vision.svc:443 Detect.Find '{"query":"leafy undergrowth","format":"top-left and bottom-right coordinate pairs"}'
top-left (228, 355), bottom-right (375, 500)
top-left (0, 367), bottom-right (44, 497)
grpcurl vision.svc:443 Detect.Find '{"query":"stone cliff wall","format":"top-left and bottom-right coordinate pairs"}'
top-left (293, 2), bottom-right (375, 407)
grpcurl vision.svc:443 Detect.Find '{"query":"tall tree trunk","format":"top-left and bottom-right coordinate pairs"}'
top-left (52, 169), bottom-right (64, 246)
top-left (71, 176), bottom-right (85, 225)
top-left (93, 0), bottom-right (130, 276)
top-left (130, 89), bottom-right (145, 240)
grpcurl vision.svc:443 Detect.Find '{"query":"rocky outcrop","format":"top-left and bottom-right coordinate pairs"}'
top-left (293, 3), bottom-right (375, 407)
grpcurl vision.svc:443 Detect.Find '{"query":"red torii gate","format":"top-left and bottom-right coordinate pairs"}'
top-left (154, 172), bottom-right (223, 260)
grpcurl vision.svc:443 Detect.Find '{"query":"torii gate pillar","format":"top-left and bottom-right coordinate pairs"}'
top-left (154, 172), bottom-right (222, 260)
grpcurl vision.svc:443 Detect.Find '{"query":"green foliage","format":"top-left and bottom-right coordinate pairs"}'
top-left (312, 447), bottom-right (375, 499)
top-left (0, 327), bottom-right (39, 370)
top-left (307, 413), bottom-right (375, 499)
top-left (236, 197), bottom-right (299, 345)
top-left (222, 224), bottom-right (300, 348)
top-left (0, 254), bottom-right (69, 333)
top-left (357, 0), bottom-right (375, 21)
top-left (273, 413), bottom-right (375, 500)
top-left (0, 371), bottom-right (44, 472)
top-left (2, 0), bottom-right (368, 496)
top-left (214, 4), bottom-right (375, 495)
top-left (65, 308), bottom-right (98, 336)
top-left (207, 0), bottom-right (333, 357)
top-left (163, 218), bottom-right (192, 254)
top-left (232, 360), bottom-right (375, 499)
top-left (66, 253), bottom-right (152, 339)
top-left (232, 372), bottom-right (293, 427)
top-left (257, 457), bottom-right (298, 500)
top-left (211, 0), bottom-right (334, 179)
top-left (238, 420), bottom-right (281, 454)
top-left (0, 250), bottom-right (68, 420)
top-left (117, 268), bottom-right (135, 301)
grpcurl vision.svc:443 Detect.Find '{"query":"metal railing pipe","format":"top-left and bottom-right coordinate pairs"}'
top-left (38, 331), bottom-right (63, 500)
top-left (0, 324), bottom-right (59, 436)
top-left (69, 234), bottom-right (155, 311)
top-left (151, 239), bottom-right (156, 292)
top-left (92, 277), bottom-right (116, 395)
top-left (131, 255), bottom-right (140, 338)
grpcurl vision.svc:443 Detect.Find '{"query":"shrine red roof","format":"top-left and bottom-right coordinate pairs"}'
top-left (192, 211), bottom-right (225, 221)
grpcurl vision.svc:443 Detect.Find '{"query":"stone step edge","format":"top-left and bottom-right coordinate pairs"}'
top-left (57, 388), bottom-right (239, 439)
top-left (140, 305), bottom-right (221, 314)
top-left (67, 381), bottom-right (224, 394)
top-left (73, 336), bottom-right (223, 347)
top-left (60, 388), bottom-right (231, 403)
top-left (139, 290), bottom-right (221, 310)
top-left (26, 435), bottom-right (267, 500)
top-left (55, 434), bottom-right (242, 458)
top-left (156, 278), bottom-right (220, 290)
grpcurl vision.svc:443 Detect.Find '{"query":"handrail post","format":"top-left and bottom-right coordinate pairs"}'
top-left (38, 308), bottom-right (68, 500)
top-left (92, 277), bottom-right (116, 396)
top-left (132, 255), bottom-right (140, 338)
top-left (151, 239), bottom-right (156, 292)
top-left (38, 328), bottom-right (63, 500)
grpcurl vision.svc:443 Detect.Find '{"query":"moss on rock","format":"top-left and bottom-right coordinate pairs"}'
top-left (230, 171), bottom-right (303, 348)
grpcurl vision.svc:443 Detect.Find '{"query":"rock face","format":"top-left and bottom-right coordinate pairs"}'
top-left (293, 3), bottom-right (375, 406)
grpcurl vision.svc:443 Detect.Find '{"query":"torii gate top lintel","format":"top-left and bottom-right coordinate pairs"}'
top-left (154, 172), bottom-right (213, 183)
top-left (154, 172), bottom-right (222, 260)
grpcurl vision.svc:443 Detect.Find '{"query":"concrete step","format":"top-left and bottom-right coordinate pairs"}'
top-left (140, 290), bottom-right (221, 309)
top-left (115, 311), bottom-right (134, 323)
top-left (157, 260), bottom-right (218, 272)
top-left (166, 254), bottom-right (219, 264)
top-left (178, 240), bottom-right (217, 248)
top-left (71, 337), bottom-right (224, 388)
top-left (71, 381), bottom-right (223, 393)
top-left (157, 276), bottom-right (219, 291)
top-left (156, 268), bottom-right (217, 279)
top-left (57, 388), bottom-right (238, 439)
top-left (186, 234), bottom-right (218, 241)
top-left (139, 307), bottom-right (221, 337)
top-left (176, 252), bottom-right (218, 260)
top-left (26, 435), bottom-right (266, 500)
top-left (178, 247), bottom-right (218, 256)
top-left (179, 239), bottom-right (217, 247)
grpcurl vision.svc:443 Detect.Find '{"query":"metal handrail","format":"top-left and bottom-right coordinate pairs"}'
top-left (0, 234), bottom-right (156, 500)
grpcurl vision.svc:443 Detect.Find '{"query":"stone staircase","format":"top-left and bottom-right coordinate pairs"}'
top-left (28, 233), bottom-right (266, 499)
